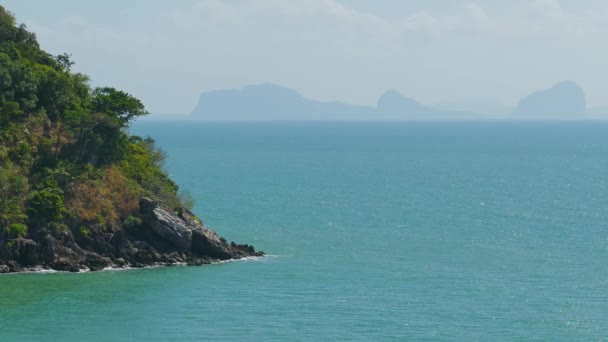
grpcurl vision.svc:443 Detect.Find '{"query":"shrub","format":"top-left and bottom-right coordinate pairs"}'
top-left (28, 186), bottom-right (66, 223)
top-left (0, 102), bottom-right (24, 128)
top-left (49, 222), bottom-right (68, 234)
top-left (78, 226), bottom-right (89, 237)
top-left (0, 162), bottom-right (29, 227)
top-left (8, 142), bottom-right (31, 164)
top-left (124, 215), bottom-right (142, 228)
top-left (4, 223), bottom-right (27, 238)
top-left (95, 214), bottom-right (106, 226)
top-left (178, 190), bottom-right (195, 211)
top-left (118, 139), bottom-right (181, 209)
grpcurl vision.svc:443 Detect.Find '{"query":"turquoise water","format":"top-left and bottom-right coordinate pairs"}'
top-left (2, 121), bottom-right (608, 340)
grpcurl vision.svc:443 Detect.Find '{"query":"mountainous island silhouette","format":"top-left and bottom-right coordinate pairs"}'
top-left (188, 81), bottom-right (589, 120)
top-left (513, 81), bottom-right (586, 118)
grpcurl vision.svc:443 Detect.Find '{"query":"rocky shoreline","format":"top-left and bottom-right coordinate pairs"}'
top-left (0, 256), bottom-right (263, 275)
top-left (0, 198), bottom-right (263, 274)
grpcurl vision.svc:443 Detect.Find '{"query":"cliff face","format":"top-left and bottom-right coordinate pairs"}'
top-left (0, 198), bottom-right (262, 273)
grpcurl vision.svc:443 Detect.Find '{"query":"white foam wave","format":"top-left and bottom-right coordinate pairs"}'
top-left (0, 267), bottom-right (59, 275)
top-left (1, 255), bottom-right (275, 275)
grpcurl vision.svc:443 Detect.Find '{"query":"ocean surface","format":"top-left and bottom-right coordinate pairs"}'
top-left (2, 121), bottom-right (608, 341)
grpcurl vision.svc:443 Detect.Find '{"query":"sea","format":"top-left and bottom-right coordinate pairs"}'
top-left (2, 120), bottom-right (608, 341)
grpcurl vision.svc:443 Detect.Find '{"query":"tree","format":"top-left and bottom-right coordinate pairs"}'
top-left (92, 87), bottom-right (148, 127)
top-left (28, 185), bottom-right (66, 224)
top-left (55, 53), bottom-right (74, 71)
top-left (0, 52), bottom-right (39, 111)
top-left (0, 101), bottom-right (22, 127)
top-left (0, 162), bottom-right (29, 230)
top-left (0, 6), bottom-right (16, 43)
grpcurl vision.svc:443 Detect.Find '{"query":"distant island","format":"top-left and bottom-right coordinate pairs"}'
top-left (186, 81), bottom-right (593, 120)
top-left (376, 90), bottom-right (478, 119)
top-left (0, 6), bottom-right (262, 273)
top-left (190, 83), bottom-right (478, 120)
top-left (513, 81), bottom-right (586, 118)
top-left (192, 83), bottom-right (373, 120)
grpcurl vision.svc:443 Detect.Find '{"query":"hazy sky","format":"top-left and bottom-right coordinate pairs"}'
top-left (3, 0), bottom-right (608, 113)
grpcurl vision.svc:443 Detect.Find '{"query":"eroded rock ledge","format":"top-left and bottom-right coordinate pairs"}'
top-left (0, 198), bottom-right (263, 273)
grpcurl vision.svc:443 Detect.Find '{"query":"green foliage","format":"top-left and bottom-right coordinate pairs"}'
top-left (0, 6), bottom-right (16, 31)
top-left (0, 101), bottom-right (23, 127)
top-left (49, 222), bottom-right (68, 234)
top-left (124, 215), bottom-right (142, 228)
top-left (0, 162), bottom-right (29, 227)
top-left (92, 87), bottom-right (148, 126)
top-left (78, 226), bottom-right (89, 237)
top-left (179, 190), bottom-right (195, 211)
top-left (4, 223), bottom-right (27, 238)
top-left (28, 185), bottom-right (66, 224)
top-left (55, 53), bottom-right (74, 71)
top-left (0, 53), bottom-right (39, 111)
top-left (9, 141), bottom-right (31, 165)
top-left (119, 137), bottom-right (182, 209)
top-left (36, 65), bottom-right (76, 120)
top-left (95, 214), bottom-right (106, 226)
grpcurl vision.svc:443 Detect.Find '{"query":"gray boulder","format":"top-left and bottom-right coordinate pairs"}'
top-left (140, 198), bottom-right (194, 251)
top-left (140, 198), bottom-right (262, 260)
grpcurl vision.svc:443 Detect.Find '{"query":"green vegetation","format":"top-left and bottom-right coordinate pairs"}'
top-left (0, 6), bottom-right (191, 240)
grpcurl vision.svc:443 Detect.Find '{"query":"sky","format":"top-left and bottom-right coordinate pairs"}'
top-left (2, 0), bottom-right (608, 114)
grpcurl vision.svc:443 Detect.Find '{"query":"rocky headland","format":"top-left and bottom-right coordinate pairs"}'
top-left (0, 6), bottom-right (262, 274)
top-left (0, 198), bottom-right (263, 273)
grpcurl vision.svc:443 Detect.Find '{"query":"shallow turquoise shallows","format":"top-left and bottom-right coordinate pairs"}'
top-left (2, 121), bottom-right (608, 341)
